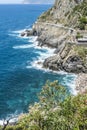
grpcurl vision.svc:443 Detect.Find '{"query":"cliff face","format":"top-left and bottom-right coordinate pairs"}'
top-left (21, 0), bottom-right (87, 73)
top-left (43, 44), bottom-right (87, 73)
top-left (32, 0), bottom-right (87, 73)
top-left (53, 0), bottom-right (78, 24)
top-left (38, 0), bottom-right (87, 28)
top-left (52, 0), bottom-right (83, 25)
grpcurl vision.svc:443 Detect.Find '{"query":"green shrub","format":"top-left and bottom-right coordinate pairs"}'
top-left (3, 81), bottom-right (87, 130)
top-left (76, 32), bottom-right (83, 39)
top-left (80, 17), bottom-right (87, 24)
top-left (5, 126), bottom-right (14, 130)
top-left (74, 45), bottom-right (87, 59)
top-left (79, 22), bottom-right (85, 30)
top-left (78, 17), bottom-right (87, 30)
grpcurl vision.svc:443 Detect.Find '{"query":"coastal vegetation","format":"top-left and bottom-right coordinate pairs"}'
top-left (1, 0), bottom-right (87, 130)
top-left (1, 81), bottom-right (87, 130)
top-left (74, 45), bottom-right (87, 61)
top-left (76, 32), bottom-right (83, 39)
top-left (72, 0), bottom-right (87, 29)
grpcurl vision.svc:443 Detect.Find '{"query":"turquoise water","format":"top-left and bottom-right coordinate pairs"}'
top-left (0, 4), bottom-right (76, 120)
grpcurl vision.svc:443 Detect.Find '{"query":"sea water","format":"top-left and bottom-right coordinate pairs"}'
top-left (0, 4), bottom-right (77, 121)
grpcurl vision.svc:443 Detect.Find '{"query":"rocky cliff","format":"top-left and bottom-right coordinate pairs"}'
top-left (43, 43), bottom-right (87, 73)
top-left (38, 0), bottom-right (87, 28)
top-left (21, 0), bottom-right (87, 73)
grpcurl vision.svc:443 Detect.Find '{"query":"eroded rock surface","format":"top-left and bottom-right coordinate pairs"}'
top-left (76, 74), bottom-right (87, 93)
top-left (20, 0), bottom-right (87, 73)
top-left (43, 44), bottom-right (87, 73)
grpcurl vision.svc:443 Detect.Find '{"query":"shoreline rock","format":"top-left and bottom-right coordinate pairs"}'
top-left (75, 74), bottom-right (87, 93)
top-left (21, 29), bottom-right (37, 37)
top-left (43, 43), bottom-right (87, 73)
top-left (20, 26), bottom-right (87, 74)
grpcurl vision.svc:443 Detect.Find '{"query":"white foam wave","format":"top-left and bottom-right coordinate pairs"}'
top-left (13, 30), bottom-right (25, 34)
top-left (13, 44), bottom-right (34, 49)
top-left (25, 25), bottom-right (32, 29)
top-left (11, 28), bottom-right (31, 34)
top-left (62, 74), bottom-right (77, 95)
top-left (8, 33), bottom-right (18, 37)
top-left (13, 36), bottom-right (38, 49)
top-left (0, 111), bottom-right (20, 126)
top-left (28, 36), bottom-right (38, 42)
top-left (27, 61), bottom-right (77, 95)
top-left (9, 33), bottom-right (29, 39)
top-left (11, 30), bottom-right (77, 95)
top-left (38, 48), bottom-right (55, 57)
top-left (9, 27), bottom-right (32, 39)
top-left (27, 46), bottom-right (55, 70)
top-left (0, 118), bottom-right (18, 126)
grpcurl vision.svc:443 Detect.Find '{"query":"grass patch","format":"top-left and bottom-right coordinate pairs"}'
top-left (76, 32), bottom-right (83, 39)
top-left (74, 45), bottom-right (87, 60)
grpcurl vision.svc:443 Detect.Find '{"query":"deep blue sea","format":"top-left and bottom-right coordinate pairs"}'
top-left (0, 4), bottom-right (77, 121)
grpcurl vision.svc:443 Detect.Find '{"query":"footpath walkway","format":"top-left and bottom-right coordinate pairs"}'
top-left (35, 21), bottom-right (87, 46)
top-left (35, 21), bottom-right (75, 32)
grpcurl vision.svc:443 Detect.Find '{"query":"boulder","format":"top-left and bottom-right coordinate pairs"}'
top-left (43, 55), bottom-right (61, 70)
top-left (21, 32), bottom-right (26, 37)
top-left (43, 53), bottom-right (87, 73)
top-left (21, 29), bottom-right (37, 37)
top-left (63, 55), bottom-right (85, 73)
